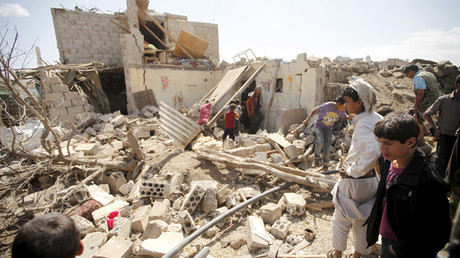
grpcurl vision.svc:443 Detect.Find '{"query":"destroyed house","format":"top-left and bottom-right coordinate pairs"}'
top-left (50, 0), bottom-right (353, 135)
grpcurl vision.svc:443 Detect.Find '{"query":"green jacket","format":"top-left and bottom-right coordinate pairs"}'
top-left (415, 71), bottom-right (440, 113)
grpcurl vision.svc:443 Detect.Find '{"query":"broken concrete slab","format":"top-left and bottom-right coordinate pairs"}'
top-left (260, 203), bottom-right (282, 224)
top-left (71, 214), bottom-right (95, 237)
top-left (246, 216), bottom-right (271, 251)
top-left (93, 236), bottom-right (133, 258)
top-left (142, 220), bottom-right (168, 240)
top-left (281, 193), bottom-right (306, 216)
top-left (80, 232), bottom-right (108, 258)
top-left (86, 184), bottom-right (114, 206)
top-left (131, 204), bottom-right (151, 233)
top-left (149, 198), bottom-right (171, 221)
top-left (92, 200), bottom-right (129, 227)
top-left (138, 232), bottom-right (184, 258)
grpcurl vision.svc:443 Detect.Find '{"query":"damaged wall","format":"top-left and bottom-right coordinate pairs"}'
top-left (51, 8), bottom-right (125, 66)
top-left (128, 68), bottom-right (224, 110)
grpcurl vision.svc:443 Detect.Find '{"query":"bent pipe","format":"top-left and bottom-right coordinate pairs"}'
top-left (162, 181), bottom-right (295, 258)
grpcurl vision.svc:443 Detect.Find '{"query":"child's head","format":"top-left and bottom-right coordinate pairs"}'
top-left (335, 95), bottom-right (346, 111)
top-left (229, 104), bottom-right (237, 110)
top-left (342, 86), bottom-right (364, 114)
top-left (12, 213), bottom-right (83, 258)
top-left (374, 112), bottom-right (419, 161)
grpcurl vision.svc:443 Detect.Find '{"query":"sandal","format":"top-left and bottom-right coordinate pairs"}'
top-left (326, 249), bottom-right (335, 258)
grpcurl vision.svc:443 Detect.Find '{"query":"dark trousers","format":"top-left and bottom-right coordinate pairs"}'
top-left (381, 237), bottom-right (399, 258)
top-left (222, 128), bottom-right (235, 141)
top-left (436, 134), bottom-right (457, 178)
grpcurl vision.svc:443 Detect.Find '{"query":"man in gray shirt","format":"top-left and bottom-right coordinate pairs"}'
top-left (424, 75), bottom-right (460, 177)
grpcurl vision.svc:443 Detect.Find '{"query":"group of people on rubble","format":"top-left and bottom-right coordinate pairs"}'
top-left (10, 64), bottom-right (460, 258)
top-left (323, 65), bottom-right (460, 258)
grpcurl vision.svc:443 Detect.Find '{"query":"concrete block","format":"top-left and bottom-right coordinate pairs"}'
top-left (169, 173), bottom-right (184, 193)
top-left (101, 123), bottom-right (114, 133)
top-left (50, 84), bottom-right (69, 93)
top-left (138, 232), bottom-right (184, 258)
top-left (149, 198), bottom-right (171, 221)
top-left (67, 105), bottom-right (85, 115)
top-left (142, 220), bottom-right (168, 240)
top-left (93, 236), bottom-right (132, 258)
top-left (140, 180), bottom-right (170, 198)
top-left (102, 171), bottom-right (127, 194)
top-left (109, 216), bottom-right (132, 238)
top-left (131, 205), bottom-right (151, 233)
top-left (216, 184), bottom-right (232, 204)
top-left (71, 214), bottom-right (95, 237)
top-left (230, 233), bottom-right (247, 249)
top-left (95, 133), bottom-right (112, 144)
top-left (180, 184), bottom-right (205, 214)
top-left (91, 200), bottom-right (129, 227)
top-left (43, 76), bottom-right (62, 86)
top-left (49, 107), bottom-right (68, 120)
top-left (191, 180), bottom-right (217, 213)
top-left (110, 115), bottom-right (128, 127)
top-left (178, 210), bottom-right (196, 235)
top-left (86, 184), bottom-right (114, 206)
top-left (64, 91), bottom-right (81, 100)
top-left (134, 128), bottom-right (151, 139)
top-left (119, 180), bottom-right (134, 196)
top-left (214, 206), bottom-right (231, 227)
top-left (260, 203), bottom-right (282, 224)
top-left (282, 193), bottom-right (306, 216)
top-left (270, 218), bottom-right (291, 239)
top-left (284, 144), bottom-right (299, 159)
top-left (75, 143), bottom-right (100, 155)
top-left (305, 134), bottom-right (315, 147)
top-left (167, 223), bottom-right (183, 233)
top-left (270, 153), bottom-right (284, 164)
top-left (113, 128), bottom-right (126, 140)
top-left (72, 97), bottom-right (88, 106)
top-left (80, 232), bottom-right (107, 258)
top-left (246, 216), bottom-right (270, 250)
top-left (293, 139), bottom-right (306, 154)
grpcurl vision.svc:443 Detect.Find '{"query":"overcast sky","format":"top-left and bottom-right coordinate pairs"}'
top-left (1, 0), bottom-right (460, 68)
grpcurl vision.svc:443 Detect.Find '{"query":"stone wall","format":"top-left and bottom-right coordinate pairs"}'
top-left (43, 76), bottom-right (95, 126)
top-left (51, 8), bottom-right (125, 67)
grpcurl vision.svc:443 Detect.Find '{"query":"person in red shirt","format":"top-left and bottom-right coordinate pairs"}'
top-left (222, 104), bottom-right (238, 141)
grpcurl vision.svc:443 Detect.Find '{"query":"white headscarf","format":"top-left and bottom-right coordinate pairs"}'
top-left (349, 78), bottom-right (378, 113)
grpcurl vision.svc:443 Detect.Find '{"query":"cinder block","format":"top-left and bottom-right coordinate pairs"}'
top-left (64, 91), bottom-right (81, 100)
top-left (191, 180), bottom-right (217, 213)
top-left (86, 184), bottom-right (114, 206)
top-left (93, 236), bottom-right (132, 258)
top-left (140, 180), bottom-right (170, 198)
top-left (180, 184), bottom-right (205, 214)
top-left (260, 203), bottom-right (282, 224)
top-left (282, 193), bottom-right (306, 216)
top-left (72, 98), bottom-right (88, 106)
top-left (131, 204), bottom-right (151, 233)
top-left (270, 218), bottom-right (291, 239)
top-left (74, 143), bottom-right (100, 155)
top-left (142, 220), bottom-right (168, 240)
top-left (46, 92), bottom-right (65, 102)
top-left (246, 216), bottom-right (270, 250)
top-left (102, 171), bottom-right (126, 194)
top-left (43, 76), bottom-right (62, 86)
top-left (84, 104), bottom-right (95, 112)
top-left (284, 144), bottom-right (299, 159)
top-left (50, 84), bottom-right (69, 93)
top-left (119, 180), bottom-right (134, 196)
top-left (149, 198), bottom-right (170, 221)
top-left (110, 115), bottom-right (128, 127)
top-left (178, 210), bottom-right (196, 235)
top-left (67, 105), bottom-right (85, 115)
top-left (138, 232), bottom-right (184, 258)
top-left (217, 184), bottom-right (232, 204)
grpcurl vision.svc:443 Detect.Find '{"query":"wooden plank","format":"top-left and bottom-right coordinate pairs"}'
top-left (140, 23), bottom-right (168, 48)
top-left (200, 66), bottom-right (249, 103)
top-left (207, 64), bottom-right (265, 127)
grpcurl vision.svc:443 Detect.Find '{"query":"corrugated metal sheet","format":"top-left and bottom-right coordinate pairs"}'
top-left (159, 101), bottom-right (202, 148)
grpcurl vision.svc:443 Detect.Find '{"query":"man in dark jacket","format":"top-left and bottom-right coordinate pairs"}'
top-left (365, 112), bottom-right (451, 257)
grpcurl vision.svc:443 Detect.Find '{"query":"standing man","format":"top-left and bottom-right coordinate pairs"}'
top-left (329, 78), bottom-right (382, 258)
top-left (403, 64), bottom-right (440, 154)
top-left (300, 96), bottom-right (353, 167)
top-left (424, 75), bottom-right (460, 177)
top-left (246, 85), bottom-right (263, 133)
